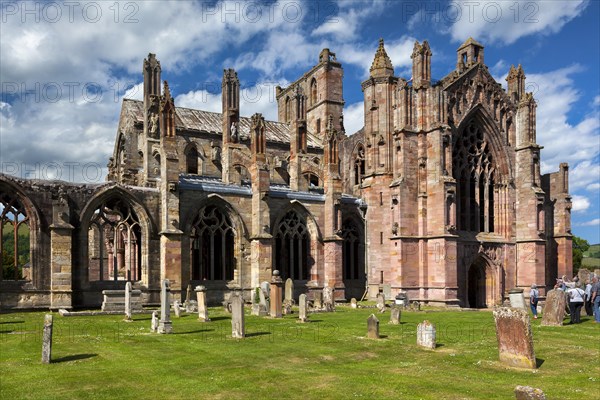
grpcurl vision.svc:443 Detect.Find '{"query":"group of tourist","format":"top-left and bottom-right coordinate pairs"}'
top-left (529, 274), bottom-right (600, 324)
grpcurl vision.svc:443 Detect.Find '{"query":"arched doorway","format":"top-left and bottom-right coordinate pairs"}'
top-left (467, 256), bottom-right (500, 308)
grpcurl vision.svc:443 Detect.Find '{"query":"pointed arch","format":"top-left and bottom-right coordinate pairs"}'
top-left (352, 142), bottom-right (366, 186)
top-left (466, 253), bottom-right (501, 308)
top-left (341, 212), bottom-right (365, 299)
top-left (184, 143), bottom-right (200, 175)
top-left (310, 77), bottom-right (317, 106)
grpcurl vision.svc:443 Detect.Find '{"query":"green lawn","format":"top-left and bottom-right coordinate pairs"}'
top-left (1, 306), bottom-right (598, 399)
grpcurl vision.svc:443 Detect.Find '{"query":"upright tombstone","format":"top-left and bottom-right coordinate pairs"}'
top-left (258, 288), bottom-right (269, 316)
top-left (185, 284), bottom-right (193, 306)
top-left (41, 314), bottom-right (53, 364)
top-left (514, 386), bottom-right (546, 400)
top-left (382, 284), bottom-right (392, 300)
top-left (230, 292), bottom-right (245, 339)
top-left (284, 278), bottom-right (294, 304)
top-left (367, 314), bottom-right (379, 339)
top-left (151, 311), bottom-right (158, 332)
top-left (376, 293), bottom-right (386, 313)
top-left (195, 285), bottom-right (210, 322)
top-left (493, 307), bottom-right (536, 369)
top-left (390, 307), bottom-right (401, 325)
top-left (509, 288), bottom-right (526, 310)
top-left (270, 270), bottom-right (283, 318)
top-left (541, 289), bottom-right (567, 327)
top-left (260, 281), bottom-right (271, 297)
top-left (417, 320), bottom-right (436, 349)
top-left (298, 293), bottom-right (308, 323)
top-left (313, 291), bottom-right (323, 310)
top-left (323, 286), bottom-right (335, 312)
top-left (158, 279), bottom-right (173, 334)
top-left (124, 281), bottom-right (132, 321)
top-left (350, 298), bottom-right (358, 309)
top-left (251, 287), bottom-right (261, 316)
top-left (173, 300), bottom-right (181, 317)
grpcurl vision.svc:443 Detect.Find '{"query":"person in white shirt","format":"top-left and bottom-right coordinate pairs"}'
top-left (584, 280), bottom-right (593, 316)
top-left (529, 284), bottom-right (539, 319)
top-left (567, 282), bottom-right (585, 324)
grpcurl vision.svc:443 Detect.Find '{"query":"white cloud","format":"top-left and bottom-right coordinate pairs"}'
top-left (312, 0), bottom-right (387, 41)
top-left (575, 218), bottom-right (600, 227)
top-left (446, 0), bottom-right (588, 45)
top-left (586, 183), bottom-right (600, 192)
top-left (571, 195), bottom-right (590, 212)
top-left (343, 102), bottom-right (365, 136)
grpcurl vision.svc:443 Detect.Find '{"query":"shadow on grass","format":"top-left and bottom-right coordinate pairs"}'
top-left (207, 316), bottom-right (230, 322)
top-left (379, 334), bottom-right (389, 339)
top-left (246, 331), bottom-right (271, 338)
top-left (536, 358), bottom-right (545, 368)
top-left (132, 317), bottom-right (151, 321)
top-left (172, 329), bottom-right (214, 335)
top-left (0, 320), bottom-right (24, 324)
top-left (436, 343), bottom-right (445, 348)
top-left (53, 353), bottom-right (97, 363)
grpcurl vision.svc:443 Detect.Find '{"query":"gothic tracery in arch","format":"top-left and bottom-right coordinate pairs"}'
top-left (275, 210), bottom-right (310, 281)
top-left (1, 193), bottom-right (31, 281)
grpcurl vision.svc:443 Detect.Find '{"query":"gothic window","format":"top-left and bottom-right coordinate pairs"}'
top-left (304, 173), bottom-right (320, 188)
top-left (186, 146), bottom-right (199, 174)
top-left (1, 193), bottom-right (30, 281)
top-left (452, 120), bottom-right (497, 233)
top-left (341, 219), bottom-right (361, 280)
top-left (190, 206), bottom-right (235, 281)
top-left (285, 96), bottom-right (291, 123)
top-left (88, 199), bottom-right (141, 281)
top-left (310, 78), bottom-right (317, 106)
top-left (235, 165), bottom-right (250, 184)
top-left (354, 144), bottom-right (366, 185)
top-left (275, 210), bottom-right (310, 281)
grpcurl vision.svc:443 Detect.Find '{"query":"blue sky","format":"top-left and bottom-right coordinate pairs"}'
top-left (0, 0), bottom-right (598, 243)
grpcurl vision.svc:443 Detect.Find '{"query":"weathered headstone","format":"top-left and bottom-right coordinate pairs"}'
top-left (258, 288), bottom-right (269, 316)
top-left (41, 314), bottom-right (53, 364)
top-left (195, 285), bottom-right (210, 322)
top-left (185, 284), bottom-right (193, 306)
top-left (284, 278), bottom-right (294, 304)
top-left (124, 281), bottom-right (132, 321)
top-left (514, 385), bottom-right (546, 400)
top-left (158, 279), bottom-right (172, 334)
top-left (417, 320), bottom-right (436, 349)
top-left (173, 300), bottom-right (181, 317)
top-left (283, 303), bottom-right (293, 315)
top-left (299, 294), bottom-right (308, 323)
top-left (151, 311), bottom-right (158, 332)
top-left (270, 270), bottom-right (283, 318)
top-left (376, 293), bottom-right (386, 313)
top-left (313, 291), bottom-right (323, 310)
top-left (260, 281), bottom-right (270, 296)
top-left (323, 286), bottom-right (335, 312)
top-left (382, 284), bottom-right (392, 300)
top-left (350, 298), bottom-right (358, 309)
top-left (493, 307), bottom-right (536, 369)
top-left (390, 307), bottom-right (401, 325)
top-left (230, 292), bottom-right (245, 339)
top-left (185, 300), bottom-right (198, 313)
top-left (509, 288), bottom-right (526, 310)
top-left (541, 289), bottom-right (567, 326)
top-left (367, 314), bottom-right (379, 339)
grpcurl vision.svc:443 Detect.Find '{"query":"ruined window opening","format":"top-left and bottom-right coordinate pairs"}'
top-left (88, 199), bottom-right (141, 282)
top-left (0, 193), bottom-right (30, 281)
top-left (285, 96), bottom-right (291, 123)
top-left (341, 219), bottom-right (361, 280)
top-left (186, 146), bottom-right (198, 174)
top-left (275, 210), bottom-right (310, 281)
top-left (191, 205), bottom-right (235, 281)
top-left (310, 78), bottom-right (317, 106)
top-left (316, 118), bottom-right (321, 134)
top-left (305, 173), bottom-right (320, 188)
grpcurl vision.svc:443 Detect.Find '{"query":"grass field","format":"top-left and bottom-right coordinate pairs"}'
top-left (1, 306), bottom-right (598, 399)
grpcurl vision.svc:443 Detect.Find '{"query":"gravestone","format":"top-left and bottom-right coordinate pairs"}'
top-left (151, 311), bottom-right (158, 332)
top-left (376, 293), bottom-right (386, 313)
top-left (230, 292), bottom-right (245, 339)
top-left (382, 284), bottom-right (392, 300)
top-left (270, 270), bottom-right (283, 318)
top-left (251, 287), bottom-right (261, 316)
top-left (186, 300), bottom-right (198, 313)
top-left (195, 285), bottom-right (210, 322)
top-left (260, 281), bottom-right (270, 297)
top-left (258, 288), bottom-right (269, 316)
top-left (323, 286), bottom-right (335, 312)
top-left (350, 298), bottom-right (357, 309)
top-left (390, 307), bottom-right (401, 325)
top-left (541, 289), bottom-right (567, 326)
top-left (173, 300), bottom-right (181, 317)
top-left (417, 320), bottom-right (436, 349)
top-left (514, 386), bottom-right (546, 400)
top-left (41, 314), bottom-right (53, 364)
top-left (299, 294), bottom-right (308, 323)
top-left (509, 288), bottom-right (526, 310)
top-left (158, 279), bottom-right (173, 334)
top-left (367, 314), bottom-right (379, 339)
top-left (493, 307), bottom-right (536, 369)
top-left (124, 281), bottom-right (132, 321)
top-left (185, 284), bottom-right (193, 306)
top-left (283, 303), bottom-right (293, 315)
top-left (284, 278), bottom-right (294, 304)
top-left (101, 289), bottom-right (143, 312)
top-left (313, 291), bottom-right (323, 310)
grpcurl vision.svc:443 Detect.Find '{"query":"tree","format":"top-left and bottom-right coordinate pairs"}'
top-left (572, 235), bottom-right (590, 275)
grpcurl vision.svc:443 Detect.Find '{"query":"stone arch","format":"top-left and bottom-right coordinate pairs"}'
top-left (310, 77), bottom-right (317, 106)
top-left (351, 142), bottom-right (366, 186)
top-left (466, 253), bottom-right (501, 308)
top-left (341, 211), bottom-right (365, 299)
top-left (184, 142), bottom-right (201, 175)
top-left (183, 194), bottom-right (248, 285)
top-left (79, 185), bottom-right (154, 286)
top-left (0, 176), bottom-right (42, 286)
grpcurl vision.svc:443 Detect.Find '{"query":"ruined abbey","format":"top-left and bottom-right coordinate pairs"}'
top-left (0, 38), bottom-right (572, 309)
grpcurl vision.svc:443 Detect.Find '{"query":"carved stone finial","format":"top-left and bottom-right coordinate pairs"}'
top-left (369, 38), bottom-right (394, 78)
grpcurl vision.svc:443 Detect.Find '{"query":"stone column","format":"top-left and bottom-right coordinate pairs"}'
top-left (230, 292), bottom-right (245, 339)
top-left (41, 314), bottom-right (53, 364)
top-left (158, 279), bottom-right (172, 334)
top-left (124, 281), bottom-right (132, 321)
top-left (50, 194), bottom-right (74, 310)
top-left (270, 270), bottom-right (283, 318)
top-left (195, 285), bottom-right (210, 322)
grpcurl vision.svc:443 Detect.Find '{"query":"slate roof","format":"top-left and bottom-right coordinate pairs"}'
top-left (122, 99), bottom-right (322, 148)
